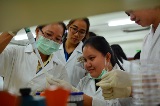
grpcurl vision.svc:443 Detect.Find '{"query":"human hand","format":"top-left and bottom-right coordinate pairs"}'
top-left (77, 56), bottom-right (85, 63)
top-left (101, 87), bottom-right (131, 100)
top-left (96, 69), bottom-right (132, 89)
top-left (47, 77), bottom-right (79, 92)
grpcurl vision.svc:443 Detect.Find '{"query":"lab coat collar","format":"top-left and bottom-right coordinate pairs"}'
top-left (85, 76), bottom-right (102, 94)
top-left (65, 41), bottom-right (83, 63)
top-left (24, 44), bottom-right (58, 77)
top-left (59, 44), bottom-right (63, 50)
top-left (34, 56), bottom-right (54, 77)
top-left (59, 41), bottom-right (83, 53)
top-left (148, 23), bottom-right (160, 55)
top-left (76, 41), bottom-right (83, 53)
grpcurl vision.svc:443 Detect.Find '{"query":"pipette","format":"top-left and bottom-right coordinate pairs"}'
top-left (24, 28), bottom-right (44, 69)
top-left (24, 28), bottom-right (51, 88)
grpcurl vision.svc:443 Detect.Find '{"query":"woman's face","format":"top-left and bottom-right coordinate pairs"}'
top-left (83, 45), bottom-right (106, 78)
top-left (67, 19), bottom-right (87, 44)
top-left (36, 23), bottom-right (64, 44)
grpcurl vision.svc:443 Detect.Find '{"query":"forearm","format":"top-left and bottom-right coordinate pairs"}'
top-left (83, 94), bottom-right (92, 106)
top-left (0, 32), bottom-right (13, 53)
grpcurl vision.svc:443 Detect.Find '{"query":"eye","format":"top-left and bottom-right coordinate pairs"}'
top-left (55, 37), bottom-right (62, 42)
top-left (79, 30), bottom-right (86, 34)
top-left (46, 32), bottom-right (52, 37)
top-left (72, 27), bottom-right (78, 31)
top-left (89, 57), bottom-right (95, 61)
top-left (83, 58), bottom-right (87, 62)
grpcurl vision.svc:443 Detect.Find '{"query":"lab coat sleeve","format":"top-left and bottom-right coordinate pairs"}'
top-left (76, 77), bottom-right (88, 91)
top-left (92, 97), bottom-right (133, 106)
top-left (58, 64), bottom-right (69, 82)
top-left (118, 97), bottom-right (133, 106)
top-left (92, 97), bottom-right (106, 106)
top-left (0, 45), bottom-right (18, 77)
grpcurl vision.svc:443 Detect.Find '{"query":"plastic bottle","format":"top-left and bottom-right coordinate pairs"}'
top-left (131, 60), bottom-right (160, 106)
top-left (68, 92), bottom-right (84, 106)
top-left (19, 88), bottom-right (46, 106)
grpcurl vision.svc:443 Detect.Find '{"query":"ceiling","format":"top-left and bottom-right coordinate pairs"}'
top-left (2, 1), bottom-right (159, 58)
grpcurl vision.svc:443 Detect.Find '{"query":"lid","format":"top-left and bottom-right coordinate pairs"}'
top-left (19, 88), bottom-right (31, 96)
top-left (70, 92), bottom-right (84, 95)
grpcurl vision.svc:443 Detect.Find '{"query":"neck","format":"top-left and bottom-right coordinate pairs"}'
top-left (107, 63), bottom-right (113, 72)
top-left (65, 39), bottom-right (78, 53)
top-left (39, 51), bottom-right (49, 62)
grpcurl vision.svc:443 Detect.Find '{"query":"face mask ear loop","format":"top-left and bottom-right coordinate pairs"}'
top-left (104, 58), bottom-right (108, 70)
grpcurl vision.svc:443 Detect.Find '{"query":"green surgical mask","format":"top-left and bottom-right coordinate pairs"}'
top-left (88, 69), bottom-right (107, 80)
top-left (36, 36), bottom-right (60, 55)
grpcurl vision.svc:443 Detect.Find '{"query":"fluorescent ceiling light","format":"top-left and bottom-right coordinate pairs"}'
top-left (108, 18), bottom-right (135, 26)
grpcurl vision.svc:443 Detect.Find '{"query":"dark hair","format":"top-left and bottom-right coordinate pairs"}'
top-left (134, 51), bottom-right (141, 60)
top-left (67, 17), bottom-right (90, 42)
top-left (37, 22), bottom-right (67, 38)
top-left (111, 44), bottom-right (127, 63)
top-left (82, 36), bottom-right (124, 70)
top-left (82, 31), bottom-right (97, 42)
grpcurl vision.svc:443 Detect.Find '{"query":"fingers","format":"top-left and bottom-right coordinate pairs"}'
top-left (46, 77), bottom-right (60, 85)
top-left (102, 88), bottom-right (114, 100)
top-left (96, 82), bottom-right (112, 89)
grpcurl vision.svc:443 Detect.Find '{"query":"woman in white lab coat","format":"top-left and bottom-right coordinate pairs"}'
top-left (78, 36), bottom-right (132, 106)
top-left (0, 22), bottom-right (69, 95)
top-left (47, 36), bottom-right (132, 106)
top-left (54, 18), bottom-right (90, 87)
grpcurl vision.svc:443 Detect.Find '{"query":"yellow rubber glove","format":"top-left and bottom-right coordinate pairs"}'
top-left (96, 69), bottom-right (132, 88)
top-left (96, 69), bottom-right (132, 100)
top-left (101, 87), bottom-right (131, 100)
top-left (47, 77), bottom-right (79, 92)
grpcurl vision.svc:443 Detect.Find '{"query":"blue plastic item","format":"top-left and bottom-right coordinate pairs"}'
top-left (19, 88), bottom-right (46, 106)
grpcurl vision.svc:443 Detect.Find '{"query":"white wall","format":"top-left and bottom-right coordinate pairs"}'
top-left (96, 29), bottom-right (149, 58)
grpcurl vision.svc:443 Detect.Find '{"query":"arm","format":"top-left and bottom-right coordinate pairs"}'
top-left (83, 94), bottom-right (92, 106)
top-left (0, 32), bottom-right (13, 53)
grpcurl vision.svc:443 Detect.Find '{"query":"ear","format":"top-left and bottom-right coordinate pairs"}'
top-left (105, 52), bottom-right (111, 63)
top-left (35, 27), bottom-right (40, 39)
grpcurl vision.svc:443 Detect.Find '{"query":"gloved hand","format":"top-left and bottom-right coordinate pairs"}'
top-left (96, 69), bottom-right (132, 89)
top-left (77, 56), bottom-right (85, 63)
top-left (47, 77), bottom-right (79, 92)
top-left (101, 87), bottom-right (131, 100)
top-left (8, 28), bottom-right (20, 37)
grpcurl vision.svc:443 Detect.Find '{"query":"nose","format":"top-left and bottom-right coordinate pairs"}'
top-left (130, 14), bottom-right (136, 21)
top-left (74, 31), bottom-right (79, 37)
top-left (84, 61), bottom-right (92, 69)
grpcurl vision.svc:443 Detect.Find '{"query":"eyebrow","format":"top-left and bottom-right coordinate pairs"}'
top-left (46, 30), bottom-right (54, 34)
top-left (72, 25), bottom-right (86, 32)
top-left (46, 30), bottom-right (62, 38)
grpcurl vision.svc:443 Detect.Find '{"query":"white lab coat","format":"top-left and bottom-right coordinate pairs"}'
top-left (140, 23), bottom-right (160, 64)
top-left (0, 44), bottom-right (69, 95)
top-left (0, 76), bottom-right (3, 90)
top-left (54, 41), bottom-right (86, 87)
top-left (76, 64), bottom-right (132, 106)
top-left (118, 59), bottom-right (131, 72)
